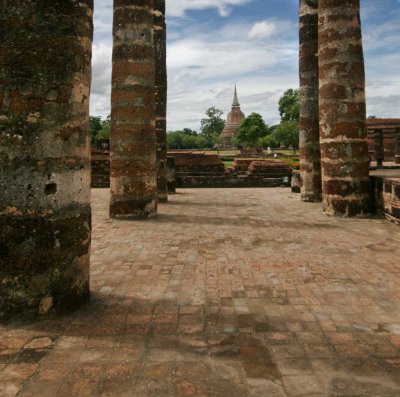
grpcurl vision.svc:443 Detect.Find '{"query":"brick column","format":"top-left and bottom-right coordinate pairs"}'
top-left (154, 0), bottom-right (168, 202)
top-left (0, 1), bottom-right (93, 319)
top-left (319, 0), bottom-right (370, 216)
top-left (110, 0), bottom-right (157, 218)
top-left (299, 0), bottom-right (321, 202)
top-left (374, 128), bottom-right (384, 167)
top-left (395, 127), bottom-right (400, 164)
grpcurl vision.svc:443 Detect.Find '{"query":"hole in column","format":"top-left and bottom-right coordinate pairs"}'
top-left (45, 183), bottom-right (57, 195)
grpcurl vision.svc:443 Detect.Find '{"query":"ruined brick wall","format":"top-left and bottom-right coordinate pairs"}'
top-left (170, 152), bottom-right (226, 174)
top-left (0, 1), bottom-right (93, 319)
top-left (91, 149), bottom-right (110, 188)
top-left (371, 177), bottom-right (400, 225)
top-left (367, 119), bottom-right (400, 162)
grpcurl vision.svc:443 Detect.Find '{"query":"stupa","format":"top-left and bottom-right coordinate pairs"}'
top-left (220, 85), bottom-right (245, 147)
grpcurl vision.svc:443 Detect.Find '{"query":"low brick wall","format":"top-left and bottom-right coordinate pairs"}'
top-left (371, 176), bottom-right (400, 225)
top-left (170, 151), bottom-right (225, 173)
top-left (174, 157), bottom-right (292, 188)
top-left (177, 175), bottom-right (290, 188)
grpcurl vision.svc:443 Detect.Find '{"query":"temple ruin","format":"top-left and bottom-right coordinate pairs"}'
top-left (1, 2), bottom-right (400, 396)
top-left (0, 0), bottom-right (386, 317)
top-left (220, 86), bottom-right (246, 148)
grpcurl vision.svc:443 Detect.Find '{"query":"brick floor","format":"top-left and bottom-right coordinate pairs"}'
top-left (1, 188), bottom-right (400, 397)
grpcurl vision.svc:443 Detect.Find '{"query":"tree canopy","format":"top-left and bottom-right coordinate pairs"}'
top-left (167, 129), bottom-right (207, 150)
top-left (200, 106), bottom-right (225, 146)
top-left (237, 113), bottom-right (270, 147)
top-left (89, 115), bottom-right (110, 146)
top-left (278, 89), bottom-right (300, 122)
top-left (274, 120), bottom-right (299, 150)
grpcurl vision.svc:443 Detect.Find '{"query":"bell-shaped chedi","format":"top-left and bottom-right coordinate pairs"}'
top-left (221, 85), bottom-right (246, 147)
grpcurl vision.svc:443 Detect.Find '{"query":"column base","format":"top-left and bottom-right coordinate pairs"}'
top-left (109, 199), bottom-right (157, 219)
top-left (0, 209), bottom-right (91, 321)
top-left (301, 193), bottom-right (322, 203)
top-left (323, 197), bottom-right (371, 217)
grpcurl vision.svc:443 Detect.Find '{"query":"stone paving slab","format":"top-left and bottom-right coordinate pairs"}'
top-left (1, 188), bottom-right (400, 397)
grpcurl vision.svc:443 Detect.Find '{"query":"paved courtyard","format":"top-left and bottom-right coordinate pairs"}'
top-left (1, 187), bottom-right (400, 397)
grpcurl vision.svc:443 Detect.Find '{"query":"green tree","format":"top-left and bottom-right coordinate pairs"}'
top-left (182, 128), bottom-right (198, 136)
top-left (200, 107), bottom-right (225, 147)
top-left (89, 116), bottom-right (102, 145)
top-left (195, 135), bottom-right (207, 148)
top-left (278, 89), bottom-right (300, 122)
top-left (237, 113), bottom-right (269, 147)
top-left (96, 115), bottom-right (111, 141)
top-left (274, 121), bottom-right (299, 151)
top-left (259, 133), bottom-right (278, 148)
top-left (167, 131), bottom-right (184, 149)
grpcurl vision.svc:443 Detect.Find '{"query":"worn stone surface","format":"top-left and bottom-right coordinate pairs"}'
top-left (299, 0), bottom-right (322, 203)
top-left (109, 0), bottom-right (158, 219)
top-left (0, 1), bottom-right (93, 319)
top-left (154, 0), bottom-right (168, 203)
top-left (1, 188), bottom-right (399, 396)
top-left (319, 0), bottom-right (370, 216)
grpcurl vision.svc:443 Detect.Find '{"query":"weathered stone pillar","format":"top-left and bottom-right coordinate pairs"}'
top-left (110, 0), bottom-right (157, 218)
top-left (154, 0), bottom-right (168, 202)
top-left (299, 0), bottom-right (321, 202)
top-left (319, 0), bottom-right (370, 216)
top-left (395, 127), bottom-right (400, 164)
top-left (0, 1), bottom-right (93, 319)
top-left (374, 128), bottom-right (384, 167)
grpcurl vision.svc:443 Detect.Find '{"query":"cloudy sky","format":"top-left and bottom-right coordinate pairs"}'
top-left (91, 0), bottom-right (400, 131)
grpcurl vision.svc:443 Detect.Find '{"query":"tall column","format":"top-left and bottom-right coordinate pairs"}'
top-left (373, 128), bottom-right (384, 167)
top-left (110, 0), bottom-right (157, 218)
top-left (154, 0), bottom-right (168, 202)
top-left (395, 127), bottom-right (400, 164)
top-left (299, 0), bottom-right (321, 202)
top-left (319, 0), bottom-right (370, 216)
top-left (0, 1), bottom-right (93, 319)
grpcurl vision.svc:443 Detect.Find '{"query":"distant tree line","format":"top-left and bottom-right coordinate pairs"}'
top-left (167, 106), bottom-right (225, 150)
top-left (89, 89), bottom-right (300, 152)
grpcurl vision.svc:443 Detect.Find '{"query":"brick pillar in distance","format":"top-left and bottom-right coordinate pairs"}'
top-left (0, 1), bottom-right (93, 319)
top-left (154, 0), bottom-right (168, 202)
top-left (110, 0), bottom-right (158, 218)
top-left (395, 127), bottom-right (400, 164)
top-left (374, 128), bottom-right (384, 167)
top-left (299, 0), bottom-right (322, 202)
top-left (318, 0), bottom-right (370, 216)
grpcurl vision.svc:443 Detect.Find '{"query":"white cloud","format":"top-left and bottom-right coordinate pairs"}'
top-left (166, 20), bottom-right (298, 130)
top-left (249, 21), bottom-right (276, 39)
top-left (90, 43), bottom-right (112, 117)
top-left (166, 0), bottom-right (253, 18)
